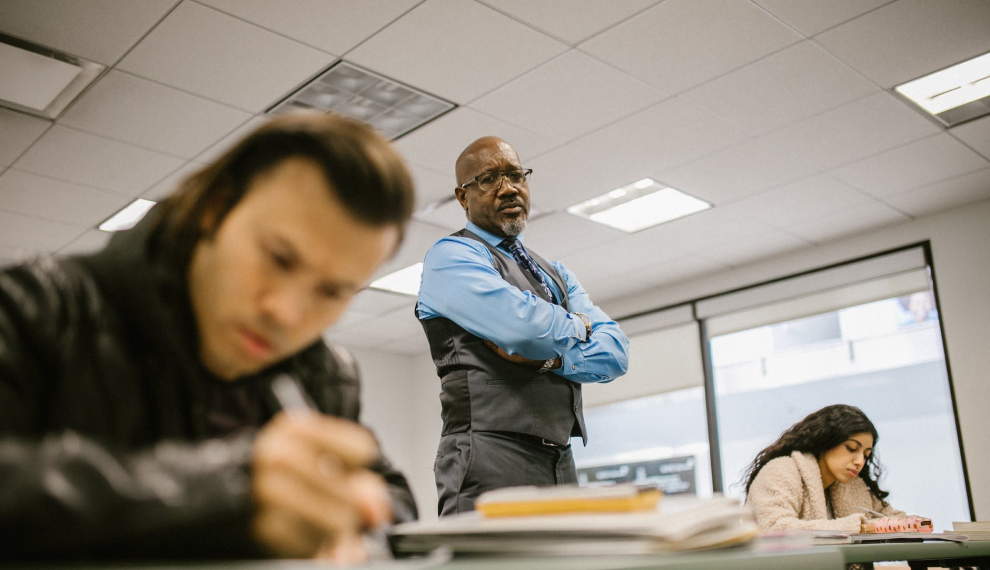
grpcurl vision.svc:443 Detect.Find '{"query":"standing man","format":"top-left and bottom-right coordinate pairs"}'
top-left (0, 113), bottom-right (417, 561)
top-left (417, 136), bottom-right (630, 515)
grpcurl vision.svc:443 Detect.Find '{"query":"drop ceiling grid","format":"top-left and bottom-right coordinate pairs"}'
top-left (0, 0), bottom-right (987, 349)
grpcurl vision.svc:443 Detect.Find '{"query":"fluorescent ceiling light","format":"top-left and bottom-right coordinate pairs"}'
top-left (369, 262), bottom-right (423, 296)
top-left (0, 33), bottom-right (105, 119)
top-left (895, 51), bottom-right (990, 127)
top-left (99, 199), bottom-right (156, 232)
top-left (567, 179), bottom-right (711, 233)
top-left (268, 61), bottom-right (455, 140)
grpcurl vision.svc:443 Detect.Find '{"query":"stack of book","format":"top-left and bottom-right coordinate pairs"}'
top-left (390, 484), bottom-right (759, 556)
top-left (953, 521), bottom-right (990, 540)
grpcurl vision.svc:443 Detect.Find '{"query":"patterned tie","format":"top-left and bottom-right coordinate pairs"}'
top-left (500, 237), bottom-right (557, 303)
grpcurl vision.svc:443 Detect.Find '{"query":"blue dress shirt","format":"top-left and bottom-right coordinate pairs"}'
top-left (417, 221), bottom-right (629, 384)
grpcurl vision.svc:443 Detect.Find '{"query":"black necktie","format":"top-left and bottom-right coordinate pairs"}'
top-left (501, 237), bottom-right (557, 304)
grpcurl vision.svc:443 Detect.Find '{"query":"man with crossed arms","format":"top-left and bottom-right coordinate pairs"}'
top-left (416, 136), bottom-right (630, 515)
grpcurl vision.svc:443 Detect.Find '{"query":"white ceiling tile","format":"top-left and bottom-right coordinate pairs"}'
top-left (0, 109), bottom-right (50, 167)
top-left (118, 1), bottom-right (332, 112)
top-left (783, 200), bottom-right (909, 244)
top-left (375, 221), bottom-right (450, 278)
top-left (58, 229), bottom-right (112, 256)
top-left (753, 0), bottom-right (893, 36)
top-left (761, 92), bottom-right (941, 169)
top-left (696, 230), bottom-right (812, 269)
top-left (346, 288), bottom-right (416, 317)
top-left (407, 164), bottom-right (452, 210)
top-left (621, 255), bottom-right (728, 291)
top-left (831, 134), bottom-right (990, 197)
top-left (633, 207), bottom-right (773, 254)
top-left (194, 116), bottom-right (269, 165)
top-left (393, 107), bottom-right (556, 175)
top-left (883, 168), bottom-right (990, 218)
top-left (0, 242), bottom-right (32, 267)
top-left (660, 138), bottom-right (818, 205)
top-left (141, 161), bottom-right (204, 201)
top-left (347, 0), bottom-right (568, 103)
top-left (0, 209), bottom-right (82, 252)
top-left (332, 304), bottom-right (422, 345)
top-left (816, 0), bottom-right (990, 88)
top-left (951, 116), bottom-right (990, 160)
top-left (480, 0), bottom-right (659, 45)
top-left (0, 169), bottom-right (129, 228)
top-left (574, 269), bottom-right (653, 305)
top-left (60, 71), bottom-right (252, 159)
top-left (581, 0), bottom-right (802, 94)
top-left (14, 126), bottom-right (184, 197)
top-left (527, 98), bottom-right (749, 211)
top-left (197, 0), bottom-right (418, 55)
top-left (520, 212), bottom-right (627, 261)
top-left (0, 0), bottom-right (178, 65)
top-left (471, 50), bottom-right (664, 143)
top-left (413, 196), bottom-right (466, 232)
top-left (681, 41), bottom-right (878, 135)
top-left (723, 174), bottom-right (872, 227)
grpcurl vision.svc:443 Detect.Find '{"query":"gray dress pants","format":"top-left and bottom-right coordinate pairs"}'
top-left (434, 430), bottom-right (577, 516)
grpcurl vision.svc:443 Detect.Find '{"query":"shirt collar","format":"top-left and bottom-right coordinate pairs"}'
top-left (465, 220), bottom-right (525, 249)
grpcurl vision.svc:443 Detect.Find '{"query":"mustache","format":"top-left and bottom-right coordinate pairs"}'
top-left (499, 200), bottom-right (527, 212)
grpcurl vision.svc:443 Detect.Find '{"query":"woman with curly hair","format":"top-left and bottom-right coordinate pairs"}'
top-left (742, 404), bottom-right (908, 532)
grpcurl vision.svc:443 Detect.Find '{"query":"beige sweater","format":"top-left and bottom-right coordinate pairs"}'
top-left (746, 451), bottom-right (904, 532)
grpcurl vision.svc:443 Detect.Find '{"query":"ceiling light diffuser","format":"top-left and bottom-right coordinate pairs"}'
top-left (895, 51), bottom-right (990, 127)
top-left (369, 262), bottom-right (424, 296)
top-left (99, 199), bottom-right (156, 232)
top-left (268, 61), bottom-right (455, 140)
top-left (567, 179), bottom-right (711, 233)
top-left (0, 33), bottom-right (105, 119)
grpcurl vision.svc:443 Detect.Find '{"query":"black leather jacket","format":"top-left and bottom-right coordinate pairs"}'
top-left (0, 214), bottom-right (417, 560)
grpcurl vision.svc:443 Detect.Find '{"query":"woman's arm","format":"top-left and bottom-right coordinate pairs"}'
top-left (748, 459), bottom-right (867, 532)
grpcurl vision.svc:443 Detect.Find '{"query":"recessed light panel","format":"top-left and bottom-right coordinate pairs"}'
top-left (567, 178), bottom-right (711, 233)
top-left (268, 61), bottom-right (455, 140)
top-left (0, 32), bottom-right (105, 119)
top-left (895, 51), bottom-right (990, 127)
top-left (99, 199), bottom-right (156, 232)
top-left (369, 262), bottom-right (423, 296)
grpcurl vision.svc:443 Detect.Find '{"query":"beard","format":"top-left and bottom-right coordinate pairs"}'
top-left (500, 215), bottom-right (527, 237)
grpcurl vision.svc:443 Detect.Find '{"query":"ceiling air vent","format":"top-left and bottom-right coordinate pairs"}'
top-left (0, 32), bottom-right (105, 120)
top-left (268, 61), bottom-right (455, 140)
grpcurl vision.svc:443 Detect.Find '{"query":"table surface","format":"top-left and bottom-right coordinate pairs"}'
top-left (12, 539), bottom-right (990, 570)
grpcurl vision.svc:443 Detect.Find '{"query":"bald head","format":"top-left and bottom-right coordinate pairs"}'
top-left (453, 136), bottom-right (530, 238)
top-left (455, 137), bottom-right (519, 186)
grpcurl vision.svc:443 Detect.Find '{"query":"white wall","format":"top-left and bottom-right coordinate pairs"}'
top-left (353, 198), bottom-right (990, 522)
top-left (350, 347), bottom-right (441, 521)
top-left (603, 198), bottom-right (990, 520)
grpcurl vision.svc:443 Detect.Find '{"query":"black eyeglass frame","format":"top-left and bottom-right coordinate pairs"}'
top-left (458, 168), bottom-right (533, 192)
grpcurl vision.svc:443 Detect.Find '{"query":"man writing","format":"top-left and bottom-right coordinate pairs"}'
top-left (416, 136), bottom-right (630, 515)
top-left (0, 113), bottom-right (417, 560)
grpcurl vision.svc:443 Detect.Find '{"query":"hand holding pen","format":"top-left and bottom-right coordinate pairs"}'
top-left (249, 374), bottom-right (392, 561)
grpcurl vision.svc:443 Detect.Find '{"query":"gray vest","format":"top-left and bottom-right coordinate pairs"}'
top-left (417, 229), bottom-right (586, 445)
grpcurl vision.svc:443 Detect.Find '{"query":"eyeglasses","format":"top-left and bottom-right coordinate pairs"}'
top-left (459, 168), bottom-right (533, 192)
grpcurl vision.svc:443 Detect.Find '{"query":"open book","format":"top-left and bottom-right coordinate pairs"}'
top-left (390, 490), bottom-right (758, 556)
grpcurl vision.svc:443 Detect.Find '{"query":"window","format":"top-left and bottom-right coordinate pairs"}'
top-left (704, 255), bottom-right (968, 531)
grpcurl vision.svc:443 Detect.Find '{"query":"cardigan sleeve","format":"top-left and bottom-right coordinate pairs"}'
top-left (748, 458), bottom-right (867, 532)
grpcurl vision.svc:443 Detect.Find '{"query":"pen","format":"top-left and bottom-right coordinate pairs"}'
top-left (271, 373), bottom-right (315, 413)
top-left (269, 373), bottom-right (394, 561)
top-left (858, 506), bottom-right (886, 518)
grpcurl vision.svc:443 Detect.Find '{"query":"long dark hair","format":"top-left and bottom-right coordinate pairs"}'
top-left (740, 404), bottom-right (889, 501)
top-left (151, 112), bottom-right (415, 273)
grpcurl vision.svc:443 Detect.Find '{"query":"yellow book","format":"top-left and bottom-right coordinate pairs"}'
top-left (475, 483), bottom-right (662, 517)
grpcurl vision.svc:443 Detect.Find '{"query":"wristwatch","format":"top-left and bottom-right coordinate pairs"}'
top-left (537, 358), bottom-right (556, 374)
top-left (572, 312), bottom-right (592, 342)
